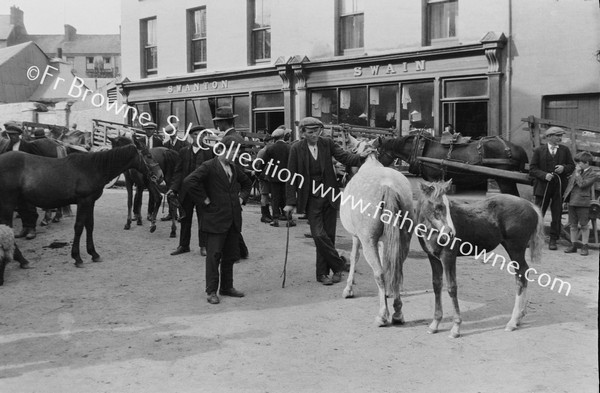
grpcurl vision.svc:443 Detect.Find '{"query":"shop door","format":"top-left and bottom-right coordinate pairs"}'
top-left (254, 110), bottom-right (284, 134)
top-left (443, 101), bottom-right (488, 138)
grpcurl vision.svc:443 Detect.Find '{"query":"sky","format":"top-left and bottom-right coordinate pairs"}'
top-left (0, 0), bottom-right (121, 35)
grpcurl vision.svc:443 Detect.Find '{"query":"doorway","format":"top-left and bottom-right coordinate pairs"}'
top-left (443, 101), bottom-right (488, 138)
top-left (254, 110), bottom-right (284, 135)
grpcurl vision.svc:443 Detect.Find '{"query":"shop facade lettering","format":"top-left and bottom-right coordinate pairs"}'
top-left (167, 80), bottom-right (229, 94)
top-left (353, 60), bottom-right (426, 77)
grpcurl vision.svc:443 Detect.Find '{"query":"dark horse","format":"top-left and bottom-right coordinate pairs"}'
top-left (109, 136), bottom-right (181, 237)
top-left (416, 180), bottom-right (544, 337)
top-left (17, 138), bottom-right (86, 224)
top-left (376, 131), bottom-right (529, 195)
top-left (0, 142), bottom-right (164, 284)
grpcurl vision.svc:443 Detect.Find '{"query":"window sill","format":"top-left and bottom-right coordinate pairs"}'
top-left (341, 48), bottom-right (365, 56)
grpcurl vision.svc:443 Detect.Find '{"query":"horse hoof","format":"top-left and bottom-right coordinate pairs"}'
top-left (40, 220), bottom-right (49, 227)
top-left (52, 217), bottom-right (61, 223)
top-left (124, 224), bottom-right (131, 230)
top-left (150, 226), bottom-right (156, 233)
top-left (75, 262), bottom-right (84, 268)
top-left (427, 327), bottom-right (438, 334)
top-left (169, 232), bottom-right (177, 238)
top-left (92, 256), bottom-right (102, 263)
top-left (392, 316), bottom-right (405, 325)
top-left (449, 331), bottom-right (461, 339)
top-left (375, 316), bottom-right (388, 327)
top-left (505, 324), bottom-right (518, 332)
top-left (137, 221), bottom-right (143, 226)
top-left (19, 262), bottom-right (31, 269)
top-left (342, 288), bottom-right (354, 298)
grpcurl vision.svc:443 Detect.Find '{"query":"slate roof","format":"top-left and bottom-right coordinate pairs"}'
top-left (27, 34), bottom-right (120, 55)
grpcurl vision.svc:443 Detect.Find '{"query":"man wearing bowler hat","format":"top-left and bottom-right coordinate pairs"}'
top-left (284, 117), bottom-right (373, 285)
top-left (0, 122), bottom-right (39, 239)
top-left (530, 126), bottom-right (575, 250)
top-left (169, 125), bottom-right (215, 256)
top-left (142, 122), bottom-right (164, 149)
top-left (212, 106), bottom-right (250, 259)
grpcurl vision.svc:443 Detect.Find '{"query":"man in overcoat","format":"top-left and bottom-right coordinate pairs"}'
top-left (182, 135), bottom-right (252, 304)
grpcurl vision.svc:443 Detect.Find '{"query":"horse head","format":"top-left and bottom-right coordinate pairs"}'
top-left (416, 180), bottom-right (456, 254)
top-left (126, 136), bottom-right (165, 187)
top-left (375, 135), bottom-right (415, 167)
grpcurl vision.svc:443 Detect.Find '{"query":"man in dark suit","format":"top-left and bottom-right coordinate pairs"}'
top-left (163, 123), bottom-right (189, 152)
top-left (212, 105), bottom-right (250, 259)
top-left (263, 126), bottom-right (293, 227)
top-left (169, 125), bottom-right (215, 256)
top-left (182, 135), bottom-right (252, 305)
top-left (529, 126), bottom-right (575, 250)
top-left (142, 122), bottom-right (164, 149)
top-left (284, 117), bottom-right (372, 285)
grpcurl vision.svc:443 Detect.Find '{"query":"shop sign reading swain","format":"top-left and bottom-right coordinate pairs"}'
top-left (167, 80), bottom-right (229, 94)
top-left (353, 60), bottom-right (426, 77)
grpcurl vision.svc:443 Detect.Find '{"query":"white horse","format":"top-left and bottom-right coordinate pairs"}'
top-left (340, 144), bottom-right (414, 326)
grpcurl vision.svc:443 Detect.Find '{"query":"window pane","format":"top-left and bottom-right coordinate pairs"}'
top-left (157, 101), bottom-right (171, 132)
top-left (311, 90), bottom-right (337, 126)
top-left (146, 19), bottom-right (156, 45)
top-left (341, 0), bottom-right (364, 14)
top-left (339, 87), bottom-right (368, 126)
top-left (171, 100), bottom-right (185, 129)
top-left (428, 0), bottom-right (457, 40)
top-left (185, 99), bottom-right (198, 128)
top-left (444, 79), bottom-right (488, 98)
top-left (193, 9), bottom-right (206, 38)
top-left (341, 14), bottom-right (364, 50)
top-left (254, 0), bottom-right (271, 28)
top-left (234, 96), bottom-right (250, 130)
top-left (369, 85), bottom-right (398, 128)
top-left (194, 99), bottom-right (214, 128)
top-left (145, 47), bottom-right (157, 71)
top-left (401, 82), bottom-right (434, 132)
top-left (133, 103), bottom-right (152, 128)
top-left (253, 30), bottom-right (270, 60)
top-left (255, 92), bottom-right (283, 108)
top-left (192, 39), bottom-right (207, 64)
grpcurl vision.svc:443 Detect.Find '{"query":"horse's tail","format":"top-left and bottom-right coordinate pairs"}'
top-left (529, 203), bottom-right (544, 265)
top-left (381, 186), bottom-right (411, 297)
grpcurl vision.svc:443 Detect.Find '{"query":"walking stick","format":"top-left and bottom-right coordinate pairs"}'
top-left (281, 211), bottom-right (292, 288)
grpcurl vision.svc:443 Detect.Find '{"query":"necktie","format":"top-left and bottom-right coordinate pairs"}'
top-left (225, 164), bottom-right (232, 182)
top-left (551, 147), bottom-right (557, 156)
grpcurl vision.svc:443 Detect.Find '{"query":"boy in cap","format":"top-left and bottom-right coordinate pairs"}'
top-left (563, 151), bottom-right (599, 255)
top-left (284, 117), bottom-right (373, 285)
top-left (529, 126), bottom-right (575, 250)
top-left (182, 134), bottom-right (252, 304)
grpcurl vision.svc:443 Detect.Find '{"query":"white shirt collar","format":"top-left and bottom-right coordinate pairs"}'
top-left (192, 145), bottom-right (201, 154)
top-left (12, 140), bottom-right (20, 151)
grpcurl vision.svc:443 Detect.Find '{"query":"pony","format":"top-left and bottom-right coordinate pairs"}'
top-left (0, 141), bottom-right (164, 282)
top-left (416, 180), bottom-right (544, 337)
top-left (340, 144), bottom-right (414, 326)
top-left (109, 136), bottom-right (180, 237)
top-left (375, 132), bottom-right (529, 196)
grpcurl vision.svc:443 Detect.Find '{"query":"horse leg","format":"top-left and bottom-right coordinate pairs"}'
top-left (133, 184), bottom-right (143, 226)
top-left (362, 238), bottom-right (389, 327)
top-left (505, 247), bottom-right (529, 331)
top-left (41, 209), bottom-right (52, 226)
top-left (496, 180), bottom-right (520, 196)
top-left (52, 207), bottom-right (64, 223)
top-left (169, 199), bottom-right (177, 238)
top-left (147, 189), bottom-right (155, 222)
top-left (427, 254), bottom-right (444, 334)
top-left (149, 191), bottom-right (160, 233)
top-left (442, 253), bottom-right (462, 338)
top-left (342, 235), bottom-right (361, 299)
top-left (84, 204), bottom-right (101, 262)
top-left (71, 205), bottom-right (86, 267)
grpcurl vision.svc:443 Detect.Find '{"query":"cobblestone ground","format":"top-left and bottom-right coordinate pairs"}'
top-left (0, 188), bottom-right (597, 393)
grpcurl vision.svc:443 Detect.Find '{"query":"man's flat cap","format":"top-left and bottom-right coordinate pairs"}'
top-left (142, 122), bottom-right (158, 129)
top-left (544, 126), bottom-right (566, 136)
top-left (3, 121), bottom-right (22, 134)
top-left (189, 125), bottom-right (206, 134)
top-left (299, 117), bottom-right (323, 129)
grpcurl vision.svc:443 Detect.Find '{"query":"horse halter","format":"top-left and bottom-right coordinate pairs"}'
top-left (137, 150), bottom-right (163, 184)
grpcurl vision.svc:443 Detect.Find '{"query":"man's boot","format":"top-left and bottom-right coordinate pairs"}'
top-left (580, 244), bottom-right (589, 256)
top-left (260, 206), bottom-right (273, 223)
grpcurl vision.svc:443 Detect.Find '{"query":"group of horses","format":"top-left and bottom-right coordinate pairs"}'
top-left (340, 133), bottom-right (542, 337)
top-left (0, 129), bottom-right (544, 338)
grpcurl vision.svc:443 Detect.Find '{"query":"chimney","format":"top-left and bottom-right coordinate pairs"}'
top-left (57, 47), bottom-right (63, 58)
top-left (64, 24), bottom-right (77, 41)
top-left (10, 6), bottom-right (24, 27)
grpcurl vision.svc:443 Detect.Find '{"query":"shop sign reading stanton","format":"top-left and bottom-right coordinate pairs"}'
top-left (353, 60), bottom-right (426, 77)
top-left (167, 80), bottom-right (229, 94)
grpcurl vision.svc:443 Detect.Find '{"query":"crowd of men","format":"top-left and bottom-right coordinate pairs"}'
top-left (1, 113), bottom-right (598, 304)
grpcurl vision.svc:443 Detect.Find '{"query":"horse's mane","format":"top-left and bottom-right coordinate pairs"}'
top-left (68, 144), bottom-right (136, 171)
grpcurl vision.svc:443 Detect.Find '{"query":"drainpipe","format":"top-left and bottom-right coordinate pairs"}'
top-left (506, 0), bottom-right (512, 140)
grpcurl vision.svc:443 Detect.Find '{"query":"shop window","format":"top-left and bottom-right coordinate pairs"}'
top-left (339, 0), bottom-right (364, 55)
top-left (444, 78), bottom-right (487, 98)
top-left (103, 57), bottom-right (112, 69)
top-left (425, 0), bottom-right (458, 46)
top-left (234, 95), bottom-right (250, 131)
top-left (141, 17), bottom-right (158, 77)
top-left (193, 99), bottom-right (215, 129)
top-left (254, 92), bottom-right (283, 109)
top-left (86, 56), bottom-right (94, 70)
top-left (401, 82), bottom-right (435, 133)
top-left (339, 87), bottom-right (368, 126)
top-left (369, 85), bottom-right (398, 129)
top-left (250, 0), bottom-right (271, 63)
top-left (188, 7), bottom-right (207, 71)
top-left (157, 101), bottom-right (171, 133)
top-left (311, 90), bottom-right (338, 126)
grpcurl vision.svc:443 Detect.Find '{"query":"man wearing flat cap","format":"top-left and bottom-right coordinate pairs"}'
top-left (169, 125), bottom-right (214, 256)
top-left (263, 125), bottom-right (294, 227)
top-left (284, 117), bottom-right (373, 285)
top-left (530, 126), bottom-right (575, 250)
top-left (182, 134), bottom-right (252, 305)
top-left (142, 122), bottom-right (164, 149)
top-left (0, 122), bottom-right (39, 239)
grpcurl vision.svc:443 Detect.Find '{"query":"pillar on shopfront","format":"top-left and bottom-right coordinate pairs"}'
top-left (275, 57), bottom-right (294, 131)
top-left (482, 32), bottom-right (507, 137)
top-left (290, 56), bottom-right (309, 140)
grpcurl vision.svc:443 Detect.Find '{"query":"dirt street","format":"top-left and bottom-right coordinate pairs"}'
top-left (0, 188), bottom-right (598, 393)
